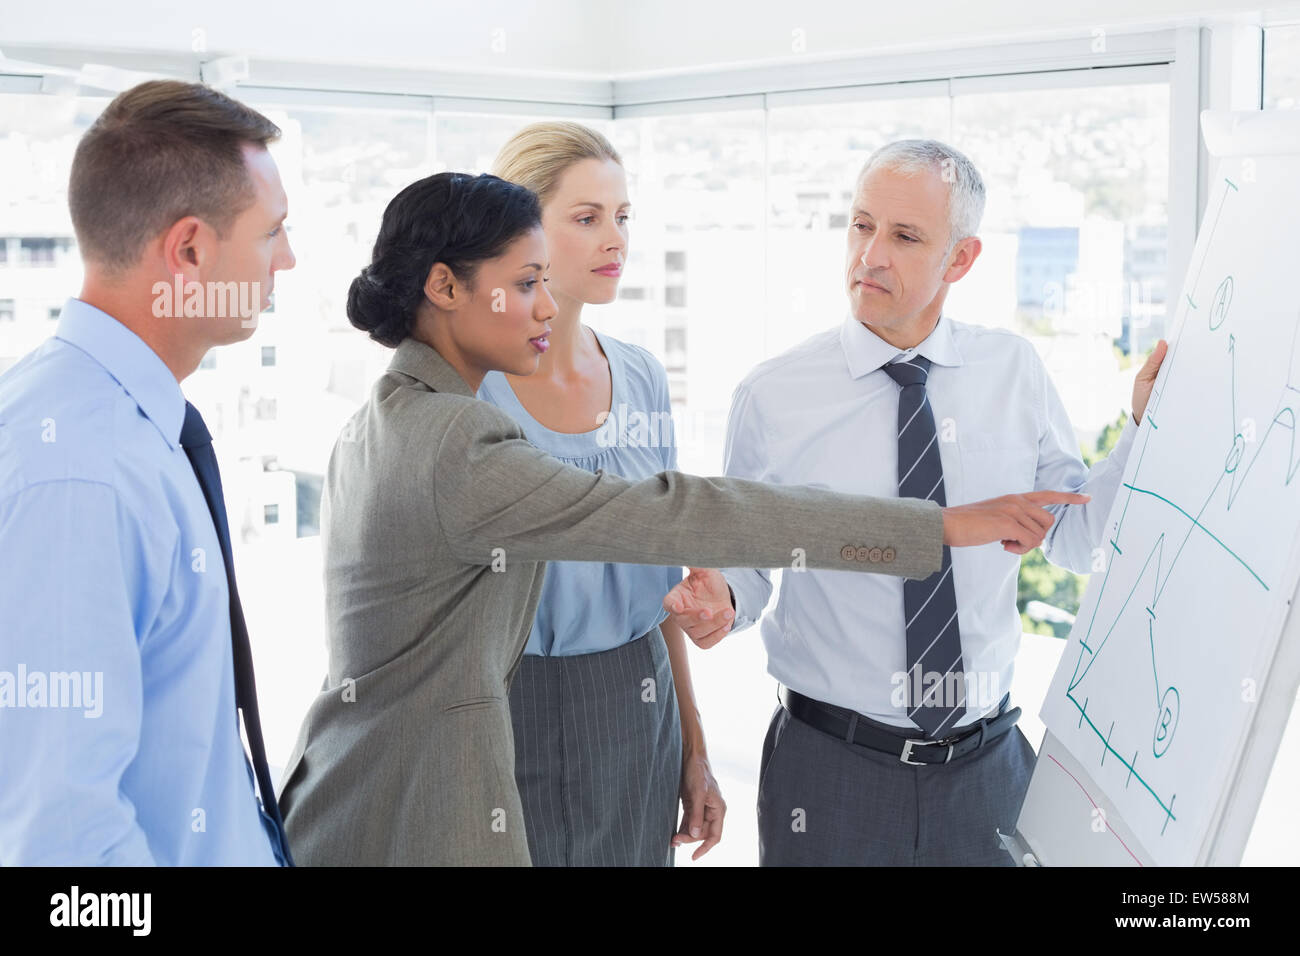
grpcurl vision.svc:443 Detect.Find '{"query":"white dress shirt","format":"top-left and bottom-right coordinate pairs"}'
top-left (721, 312), bottom-right (1139, 729)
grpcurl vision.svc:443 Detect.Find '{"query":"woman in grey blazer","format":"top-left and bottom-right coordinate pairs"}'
top-left (276, 171), bottom-right (1083, 866)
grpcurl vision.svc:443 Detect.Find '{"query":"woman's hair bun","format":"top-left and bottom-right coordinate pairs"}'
top-left (346, 172), bottom-right (542, 349)
top-left (346, 264), bottom-right (407, 347)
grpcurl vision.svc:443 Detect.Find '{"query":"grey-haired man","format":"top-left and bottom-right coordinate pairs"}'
top-left (664, 139), bottom-right (1166, 865)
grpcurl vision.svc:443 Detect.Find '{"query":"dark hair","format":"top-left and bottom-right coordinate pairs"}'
top-left (347, 172), bottom-right (543, 348)
top-left (69, 80), bottom-right (281, 274)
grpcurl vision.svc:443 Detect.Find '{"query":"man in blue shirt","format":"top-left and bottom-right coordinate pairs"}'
top-left (0, 80), bottom-right (296, 865)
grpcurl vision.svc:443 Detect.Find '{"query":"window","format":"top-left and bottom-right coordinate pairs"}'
top-left (766, 93), bottom-right (953, 360)
top-left (664, 326), bottom-right (687, 371)
top-left (951, 81), bottom-right (1169, 352)
top-left (0, 94), bottom-right (100, 370)
top-left (942, 78), bottom-right (1170, 634)
top-left (435, 112), bottom-right (614, 176)
top-left (608, 80), bottom-right (1169, 637)
top-left (0, 62), bottom-right (1181, 817)
top-left (19, 238), bottom-right (62, 266)
top-left (609, 109), bottom-right (767, 475)
top-left (1264, 24), bottom-right (1300, 109)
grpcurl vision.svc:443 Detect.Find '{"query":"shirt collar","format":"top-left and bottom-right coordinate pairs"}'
top-left (388, 335), bottom-right (476, 398)
top-left (54, 298), bottom-right (186, 451)
top-left (840, 311), bottom-right (964, 380)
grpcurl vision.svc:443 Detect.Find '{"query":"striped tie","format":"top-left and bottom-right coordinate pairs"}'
top-left (881, 356), bottom-right (966, 738)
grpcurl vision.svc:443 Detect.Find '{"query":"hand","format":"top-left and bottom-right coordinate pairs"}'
top-left (663, 568), bottom-right (735, 649)
top-left (1131, 339), bottom-right (1168, 425)
top-left (942, 490), bottom-right (1092, 555)
top-left (672, 748), bottom-right (725, 860)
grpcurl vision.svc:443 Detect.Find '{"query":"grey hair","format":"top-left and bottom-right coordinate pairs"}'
top-left (855, 139), bottom-right (986, 257)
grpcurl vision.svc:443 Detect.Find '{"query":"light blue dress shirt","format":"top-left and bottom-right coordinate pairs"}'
top-left (478, 329), bottom-right (685, 656)
top-left (721, 312), bottom-right (1139, 729)
top-left (0, 298), bottom-right (282, 866)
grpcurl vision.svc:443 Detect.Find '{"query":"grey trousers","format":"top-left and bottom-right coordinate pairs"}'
top-left (757, 698), bottom-right (1035, 866)
top-left (507, 628), bottom-right (681, 867)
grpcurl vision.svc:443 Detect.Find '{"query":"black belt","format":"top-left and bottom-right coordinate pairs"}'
top-left (779, 686), bottom-right (1020, 765)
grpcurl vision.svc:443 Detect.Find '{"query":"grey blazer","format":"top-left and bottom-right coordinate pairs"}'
top-left (277, 336), bottom-right (944, 866)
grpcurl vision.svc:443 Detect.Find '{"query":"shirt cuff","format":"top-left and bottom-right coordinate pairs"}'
top-left (1110, 414), bottom-right (1141, 466)
top-left (721, 568), bottom-right (761, 633)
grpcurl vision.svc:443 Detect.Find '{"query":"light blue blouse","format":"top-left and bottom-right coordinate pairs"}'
top-left (477, 329), bottom-right (684, 657)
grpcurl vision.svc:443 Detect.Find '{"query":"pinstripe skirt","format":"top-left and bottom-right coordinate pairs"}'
top-left (507, 626), bottom-right (682, 867)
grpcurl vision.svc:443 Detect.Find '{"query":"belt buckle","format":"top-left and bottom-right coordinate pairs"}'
top-left (899, 736), bottom-right (954, 766)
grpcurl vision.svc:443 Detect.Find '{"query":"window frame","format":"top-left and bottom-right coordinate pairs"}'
top-left (0, 24), bottom-right (1227, 363)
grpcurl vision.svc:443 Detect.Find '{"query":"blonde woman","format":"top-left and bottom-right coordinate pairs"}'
top-left (479, 124), bottom-right (722, 865)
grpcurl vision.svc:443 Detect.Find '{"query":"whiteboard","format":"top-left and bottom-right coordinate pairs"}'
top-left (1014, 109), bottom-right (1300, 867)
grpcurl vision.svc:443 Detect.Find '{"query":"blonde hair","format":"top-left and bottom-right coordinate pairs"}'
top-left (492, 121), bottom-right (622, 208)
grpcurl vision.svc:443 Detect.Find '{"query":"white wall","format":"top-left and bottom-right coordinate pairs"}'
top-left (1, 0), bottom-right (1287, 78)
top-left (0, 0), bottom-right (614, 76)
top-left (613, 0), bottom-right (1272, 75)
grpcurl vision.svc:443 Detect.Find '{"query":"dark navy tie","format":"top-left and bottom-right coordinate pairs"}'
top-left (881, 356), bottom-right (967, 738)
top-left (180, 401), bottom-right (294, 865)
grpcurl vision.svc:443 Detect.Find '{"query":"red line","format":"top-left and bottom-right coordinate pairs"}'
top-left (1045, 752), bottom-right (1143, 866)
